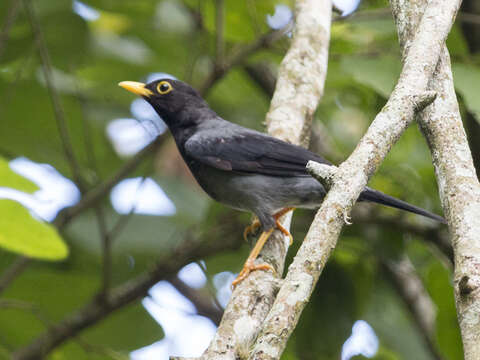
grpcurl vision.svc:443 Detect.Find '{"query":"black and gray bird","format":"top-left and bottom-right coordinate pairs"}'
top-left (119, 78), bottom-right (445, 286)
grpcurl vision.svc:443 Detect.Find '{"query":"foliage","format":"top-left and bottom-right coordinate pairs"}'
top-left (0, 0), bottom-right (478, 358)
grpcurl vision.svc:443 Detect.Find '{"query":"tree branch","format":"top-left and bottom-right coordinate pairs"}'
top-left (0, 257), bottom-right (30, 296)
top-left (198, 27), bottom-right (289, 96)
top-left (198, 1), bottom-right (332, 359)
top-left (390, 0), bottom-right (480, 359)
top-left (12, 227), bottom-right (243, 360)
top-left (23, 0), bottom-right (84, 188)
top-left (169, 276), bottom-right (223, 326)
top-left (52, 135), bottom-right (165, 229)
top-left (382, 255), bottom-right (443, 360)
top-left (249, 0), bottom-right (461, 358)
top-left (214, 0), bottom-right (225, 67)
top-left (0, 0), bottom-right (21, 60)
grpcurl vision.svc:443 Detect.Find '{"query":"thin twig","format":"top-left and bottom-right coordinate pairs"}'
top-left (169, 276), bottom-right (223, 325)
top-left (12, 227), bottom-right (243, 360)
top-left (53, 135), bottom-right (166, 229)
top-left (23, 0), bottom-right (85, 188)
top-left (0, 0), bottom-right (22, 60)
top-left (214, 0), bottom-right (225, 67)
top-left (0, 257), bottom-right (30, 296)
top-left (198, 27), bottom-right (288, 96)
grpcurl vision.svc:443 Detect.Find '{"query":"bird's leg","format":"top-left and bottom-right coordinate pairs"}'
top-left (233, 208), bottom-right (296, 287)
top-left (243, 207), bottom-right (295, 242)
top-left (232, 228), bottom-right (275, 288)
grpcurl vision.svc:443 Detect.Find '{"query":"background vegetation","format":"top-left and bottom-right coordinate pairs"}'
top-left (0, 0), bottom-right (479, 359)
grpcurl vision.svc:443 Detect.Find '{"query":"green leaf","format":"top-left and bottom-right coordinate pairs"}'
top-left (0, 200), bottom-right (68, 260)
top-left (0, 157), bottom-right (38, 193)
top-left (453, 63), bottom-right (480, 122)
top-left (341, 56), bottom-right (401, 98)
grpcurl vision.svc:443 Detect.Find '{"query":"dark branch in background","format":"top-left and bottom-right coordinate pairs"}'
top-left (0, 0), bottom-right (21, 60)
top-left (0, 135), bottom-right (166, 299)
top-left (243, 62), bottom-right (277, 97)
top-left (353, 208), bottom-right (453, 265)
top-left (198, 27), bottom-right (289, 96)
top-left (169, 276), bottom-right (223, 326)
top-left (214, 0), bottom-right (225, 67)
top-left (23, 0), bottom-right (85, 189)
top-left (460, 0), bottom-right (480, 175)
top-left (0, 257), bottom-right (30, 296)
top-left (12, 226), bottom-right (243, 360)
top-left (53, 135), bottom-right (166, 228)
top-left (382, 256), bottom-right (444, 360)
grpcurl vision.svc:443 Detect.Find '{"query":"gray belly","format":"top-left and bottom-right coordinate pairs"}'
top-left (193, 164), bottom-right (326, 214)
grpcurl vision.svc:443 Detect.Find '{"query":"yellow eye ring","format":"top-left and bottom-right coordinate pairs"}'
top-left (157, 81), bottom-right (173, 95)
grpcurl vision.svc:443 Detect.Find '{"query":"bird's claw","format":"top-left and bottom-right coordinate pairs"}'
top-left (243, 219), bottom-right (261, 242)
top-left (231, 260), bottom-right (275, 288)
top-left (343, 212), bottom-right (352, 225)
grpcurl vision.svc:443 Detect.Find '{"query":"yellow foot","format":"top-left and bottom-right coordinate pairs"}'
top-left (275, 219), bottom-right (293, 245)
top-left (231, 260), bottom-right (275, 288)
top-left (243, 218), bottom-right (261, 242)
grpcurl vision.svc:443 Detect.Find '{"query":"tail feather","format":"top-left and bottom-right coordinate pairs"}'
top-left (359, 187), bottom-right (446, 224)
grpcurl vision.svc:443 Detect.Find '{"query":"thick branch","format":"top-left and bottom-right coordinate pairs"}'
top-left (199, 1), bottom-right (332, 359)
top-left (391, 0), bottom-right (480, 359)
top-left (249, 0), bottom-right (460, 358)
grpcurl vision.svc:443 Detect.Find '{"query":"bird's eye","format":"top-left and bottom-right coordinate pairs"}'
top-left (157, 81), bottom-right (172, 95)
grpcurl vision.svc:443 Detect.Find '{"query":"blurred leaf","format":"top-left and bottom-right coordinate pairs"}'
top-left (453, 63), bottom-right (480, 122)
top-left (0, 157), bottom-right (38, 193)
top-left (0, 200), bottom-right (67, 260)
top-left (341, 55), bottom-right (401, 98)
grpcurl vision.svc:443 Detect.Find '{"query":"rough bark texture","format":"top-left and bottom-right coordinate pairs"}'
top-left (248, 0), bottom-right (461, 358)
top-left (391, 1), bottom-right (480, 359)
top-left (192, 1), bottom-right (332, 359)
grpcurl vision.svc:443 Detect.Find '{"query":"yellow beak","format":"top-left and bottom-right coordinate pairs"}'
top-left (118, 81), bottom-right (153, 97)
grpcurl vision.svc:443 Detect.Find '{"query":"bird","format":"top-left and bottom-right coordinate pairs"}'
top-left (119, 78), bottom-right (445, 286)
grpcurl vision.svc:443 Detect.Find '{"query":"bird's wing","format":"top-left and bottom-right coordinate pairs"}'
top-left (184, 129), bottom-right (331, 177)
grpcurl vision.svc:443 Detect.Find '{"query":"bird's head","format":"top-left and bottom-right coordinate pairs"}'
top-left (119, 79), bottom-right (213, 128)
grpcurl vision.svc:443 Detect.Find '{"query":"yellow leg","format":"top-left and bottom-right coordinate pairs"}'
top-left (273, 207), bottom-right (295, 245)
top-left (232, 228), bottom-right (275, 288)
top-left (275, 219), bottom-right (293, 245)
top-left (243, 207), bottom-right (295, 242)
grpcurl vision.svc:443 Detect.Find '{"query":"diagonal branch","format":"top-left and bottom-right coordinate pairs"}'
top-left (249, 0), bottom-right (461, 358)
top-left (23, 0), bottom-right (84, 188)
top-left (12, 226), bottom-right (243, 360)
top-left (382, 255), bottom-right (443, 360)
top-left (391, 0), bottom-right (480, 359)
top-left (0, 0), bottom-right (21, 60)
top-left (198, 27), bottom-right (289, 96)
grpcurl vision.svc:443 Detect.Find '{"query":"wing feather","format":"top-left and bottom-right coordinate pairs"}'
top-left (184, 130), bottom-right (331, 177)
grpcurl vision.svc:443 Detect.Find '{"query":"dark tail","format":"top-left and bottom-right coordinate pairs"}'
top-left (359, 187), bottom-right (446, 224)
